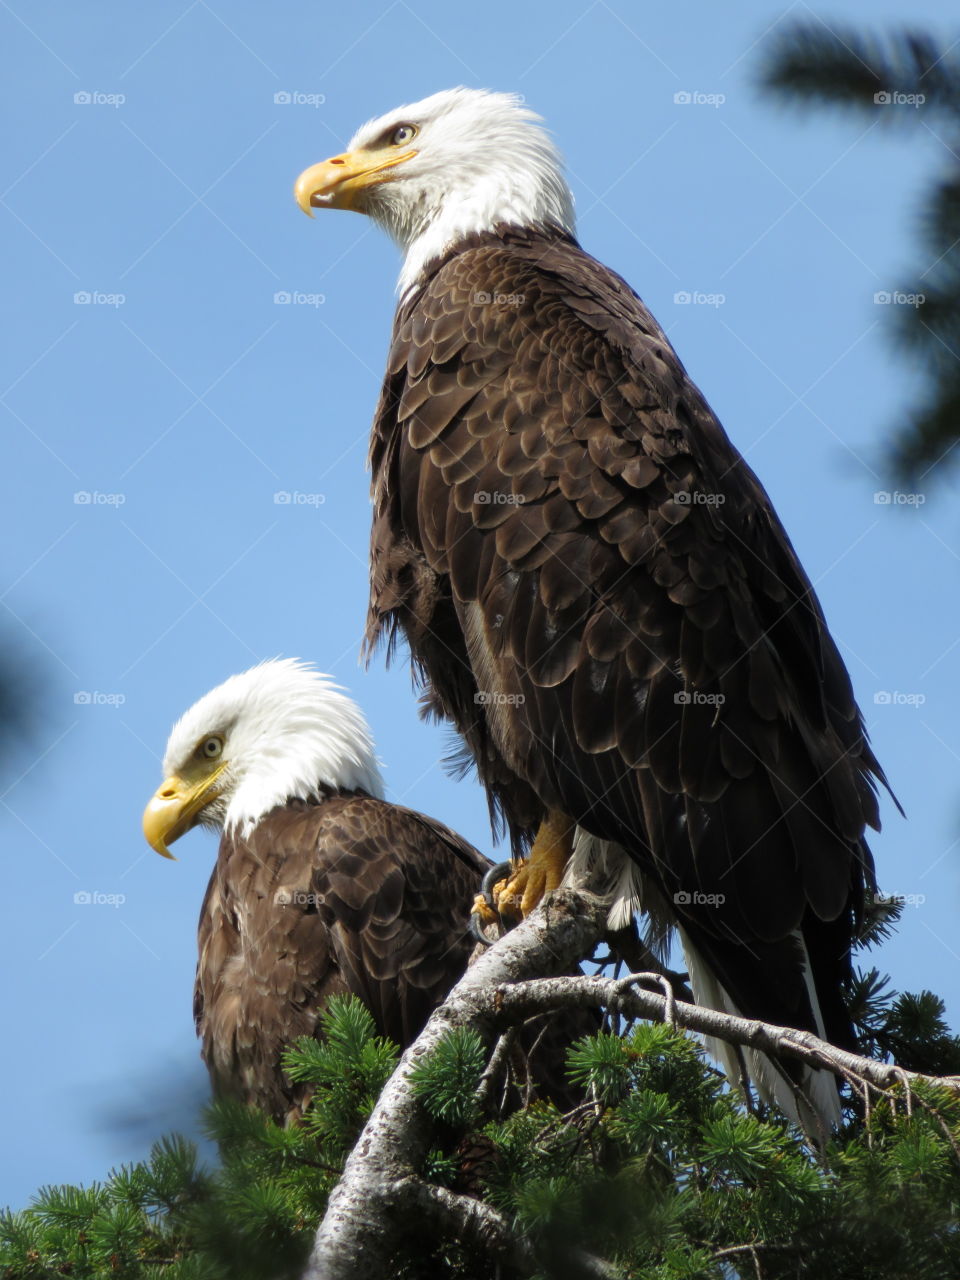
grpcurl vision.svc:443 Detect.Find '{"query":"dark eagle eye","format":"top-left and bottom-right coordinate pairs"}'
top-left (390, 124), bottom-right (416, 146)
top-left (200, 736), bottom-right (223, 760)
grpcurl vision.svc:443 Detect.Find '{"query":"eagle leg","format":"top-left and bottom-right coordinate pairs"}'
top-left (494, 810), bottom-right (574, 918)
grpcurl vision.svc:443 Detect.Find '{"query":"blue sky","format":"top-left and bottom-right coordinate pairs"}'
top-left (2, 0), bottom-right (959, 1208)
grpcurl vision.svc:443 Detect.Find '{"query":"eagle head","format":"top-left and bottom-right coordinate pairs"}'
top-left (142, 659), bottom-right (383, 859)
top-left (294, 87), bottom-right (575, 293)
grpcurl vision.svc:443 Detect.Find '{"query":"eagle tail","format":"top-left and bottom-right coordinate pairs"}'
top-left (565, 831), bottom-right (845, 1139)
top-left (678, 928), bottom-right (842, 1139)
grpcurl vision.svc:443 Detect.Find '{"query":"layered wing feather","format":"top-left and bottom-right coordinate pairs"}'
top-left (367, 226), bottom-right (893, 1045)
top-left (194, 794), bottom-right (488, 1121)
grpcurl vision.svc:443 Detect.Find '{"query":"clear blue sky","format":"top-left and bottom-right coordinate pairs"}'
top-left (2, 0), bottom-right (959, 1209)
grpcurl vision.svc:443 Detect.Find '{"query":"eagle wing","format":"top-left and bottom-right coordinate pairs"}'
top-left (194, 794), bottom-right (489, 1119)
top-left (306, 796), bottom-right (489, 1046)
top-left (367, 228), bottom-right (891, 1040)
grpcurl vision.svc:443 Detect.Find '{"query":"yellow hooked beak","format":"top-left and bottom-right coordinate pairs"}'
top-left (294, 145), bottom-right (417, 216)
top-left (142, 765), bottom-right (228, 860)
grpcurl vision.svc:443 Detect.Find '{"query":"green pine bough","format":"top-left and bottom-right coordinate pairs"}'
top-left (5, 944), bottom-right (960, 1278)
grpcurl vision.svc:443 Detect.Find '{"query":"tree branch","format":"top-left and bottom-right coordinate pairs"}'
top-left (474, 1025), bottom-right (516, 1113)
top-left (304, 889), bottom-right (610, 1280)
top-left (307, 886), bottom-right (959, 1279)
top-left (396, 1177), bottom-right (619, 1280)
top-left (487, 972), bottom-right (960, 1095)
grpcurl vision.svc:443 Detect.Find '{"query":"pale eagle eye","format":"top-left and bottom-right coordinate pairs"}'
top-left (200, 735), bottom-right (223, 760)
top-left (390, 124), bottom-right (416, 146)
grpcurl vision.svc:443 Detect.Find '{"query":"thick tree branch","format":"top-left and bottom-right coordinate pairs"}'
top-left (307, 886), bottom-right (957, 1279)
top-left (304, 889), bottom-right (609, 1280)
top-left (488, 972), bottom-right (960, 1095)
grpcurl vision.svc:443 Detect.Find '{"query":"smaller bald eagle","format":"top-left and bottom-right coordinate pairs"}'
top-left (142, 659), bottom-right (490, 1123)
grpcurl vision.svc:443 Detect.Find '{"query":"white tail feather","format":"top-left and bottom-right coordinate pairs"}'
top-left (564, 832), bottom-right (842, 1139)
top-left (679, 928), bottom-right (841, 1139)
top-left (565, 829), bottom-right (645, 933)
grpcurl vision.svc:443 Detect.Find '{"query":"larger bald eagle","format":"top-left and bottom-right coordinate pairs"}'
top-left (142, 659), bottom-right (490, 1123)
top-left (294, 89), bottom-right (894, 1128)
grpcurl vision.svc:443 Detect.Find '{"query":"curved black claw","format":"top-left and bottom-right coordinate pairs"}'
top-left (469, 860), bottom-right (515, 947)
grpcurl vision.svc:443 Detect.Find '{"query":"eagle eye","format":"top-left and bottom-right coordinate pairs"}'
top-left (390, 124), bottom-right (417, 146)
top-left (199, 735), bottom-right (224, 761)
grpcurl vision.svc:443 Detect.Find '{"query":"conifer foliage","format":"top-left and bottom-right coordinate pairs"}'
top-left (760, 23), bottom-right (960, 483)
top-left (4, 974), bottom-right (960, 1280)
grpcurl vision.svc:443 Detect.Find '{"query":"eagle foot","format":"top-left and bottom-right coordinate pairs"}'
top-left (470, 811), bottom-right (574, 944)
top-left (496, 811), bottom-right (575, 919)
top-left (470, 860), bottom-right (515, 946)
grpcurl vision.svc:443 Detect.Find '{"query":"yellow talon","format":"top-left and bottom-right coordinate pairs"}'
top-left (493, 859), bottom-right (529, 920)
top-left (471, 892), bottom-right (499, 927)
top-left (494, 811), bottom-right (574, 919)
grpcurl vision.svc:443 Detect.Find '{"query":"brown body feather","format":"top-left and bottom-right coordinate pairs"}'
top-left (367, 225), bottom-right (894, 1050)
top-left (194, 793), bottom-right (489, 1122)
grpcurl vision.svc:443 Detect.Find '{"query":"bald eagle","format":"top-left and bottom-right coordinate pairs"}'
top-left (294, 89), bottom-right (895, 1130)
top-left (142, 659), bottom-right (491, 1123)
